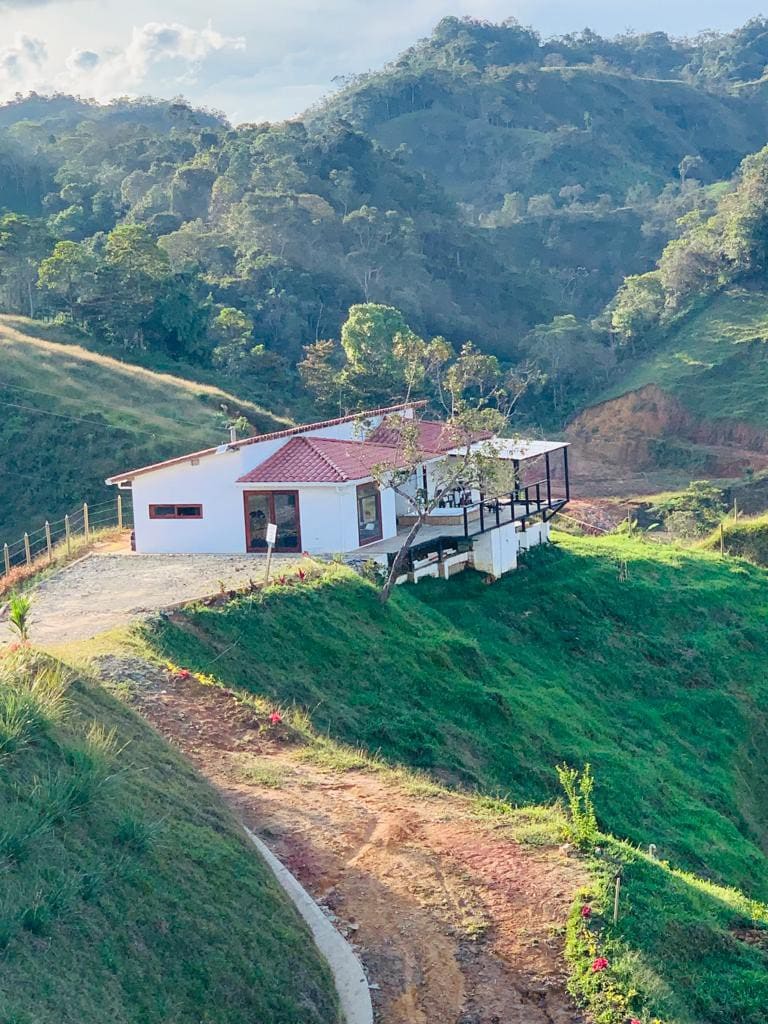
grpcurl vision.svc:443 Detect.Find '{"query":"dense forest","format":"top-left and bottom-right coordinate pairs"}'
top-left (4, 16), bottom-right (768, 429)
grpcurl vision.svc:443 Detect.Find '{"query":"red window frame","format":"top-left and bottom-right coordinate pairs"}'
top-left (242, 490), bottom-right (302, 553)
top-left (149, 504), bottom-right (203, 520)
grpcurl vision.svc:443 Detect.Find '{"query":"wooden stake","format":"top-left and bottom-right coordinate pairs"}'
top-left (734, 499), bottom-right (738, 521)
top-left (720, 522), bottom-right (725, 557)
top-left (264, 542), bottom-right (274, 585)
top-left (613, 874), bottom-right (622, 925)
top-left (83, 503), bottom-right (90, 542)
top-left (24, 533), bottom-right (31, 567)
top-left (117, 494), bottom-right (123, 530)
top-left (3, 543), bottom-right (9, 576)
top-left (45, 521), bottom-right (52, 564)
top-left (65, 514), bottom-right (71, 556)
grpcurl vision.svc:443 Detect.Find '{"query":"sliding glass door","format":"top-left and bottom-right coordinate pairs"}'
top-left (243, 491), bottom-right (301, 552)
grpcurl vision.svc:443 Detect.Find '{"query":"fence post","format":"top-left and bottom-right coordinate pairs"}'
top-left (117, 493), bottom-right (123, 531)
top-left (3, 543), bottom-right (9, 576)
top-left (24, 533), bottom-right (31, 567)
top-left (720, 522), bottom-right (725, 557)
top-left (65, 514), bottom-right (71, 556)
top-left (83, 503), bottom-right (90, 542)
top-left (45, 520), bottom-right (52, 564)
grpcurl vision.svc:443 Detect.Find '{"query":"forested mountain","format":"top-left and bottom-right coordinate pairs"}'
top-left (3, 16), bottom-right (768, 466)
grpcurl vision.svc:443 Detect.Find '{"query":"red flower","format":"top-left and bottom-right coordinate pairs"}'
top-left (297, 568), bottom-right (307, 581)
top-left (629, 1019), bottom-right (642, 1024)
top-left (277, 575), bottom-right (287, 585)
top-left (591, 957), bottom-right (609, 973)
top-left (177, 669), bottom-right (192, 680)
top-left (268, 711), bottom-right (283, 725)
top-left (580, 905), bottom-right (592, 919)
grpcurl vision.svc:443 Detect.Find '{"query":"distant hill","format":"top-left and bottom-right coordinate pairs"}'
top-left (0, 316), bottom-right (290, 541)
top-left (0, 652), bottom-right (339, 1024)
top-left (311, 17), bottom-right (768, 319)
top-left (316, 61), bottom-right (767, 211)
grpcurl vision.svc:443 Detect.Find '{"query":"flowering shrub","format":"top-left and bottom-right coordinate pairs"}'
top-left (297, 568), bottom-right (307, 581)
top-left (581, 904), bottom-right (592, 919)
top-left (176, 669), bottom-right (192, 681)
top-left (592, 956), bottom-right (609, 972)
top-left (268, 711), bottom-right (283, 726)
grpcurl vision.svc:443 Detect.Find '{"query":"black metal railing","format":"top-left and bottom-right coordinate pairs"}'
top-left (461, 480), bottom-right (566, 539)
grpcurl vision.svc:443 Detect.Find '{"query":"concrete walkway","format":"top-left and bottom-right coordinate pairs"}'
top-left (246, 830), bottom-right (373, 1024)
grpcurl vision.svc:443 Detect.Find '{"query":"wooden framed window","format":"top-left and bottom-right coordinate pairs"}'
top-left (356, 482), bottom-right (383, 546)
top-left (149, 504), bottom-right (203, 520)
top-left (243, 491), bottom-right (301, 552)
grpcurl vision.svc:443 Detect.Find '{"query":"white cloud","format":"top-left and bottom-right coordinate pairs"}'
top-left (65, 48), bottom-right (100, 72)
top-left (54, 20), bottom-right (246, 97)
top-left (0, 33), bottom-right (46, 82)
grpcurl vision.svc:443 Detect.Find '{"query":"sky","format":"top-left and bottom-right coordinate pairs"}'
top-left (0, 0), bottom-right (765, 123)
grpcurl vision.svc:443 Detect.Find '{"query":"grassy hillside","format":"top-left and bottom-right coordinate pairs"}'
top-left (0, 317), bottom-right (291, 541)
top-left (600, 290), bottom-right (768, 427)
top-left (702, 512), bottom-right (768, 565)
top-left (322, 65), bottom-right (767, 211)
top-left (141, 535), bottom-right (768, 1023)
top-left (0, 649), bottom-right (339, 1023)
top-left (145, 537), bottom-right (768, 898)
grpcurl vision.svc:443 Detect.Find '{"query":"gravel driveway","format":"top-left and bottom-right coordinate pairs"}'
top-left (2, 551), bottom-right (297, 647)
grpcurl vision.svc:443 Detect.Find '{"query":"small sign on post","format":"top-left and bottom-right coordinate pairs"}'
top-left (264, 522), bottom-right (277, 584)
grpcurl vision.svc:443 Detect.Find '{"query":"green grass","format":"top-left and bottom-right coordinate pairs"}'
top-left (0, 650), bottom-right (339, 1024)
top-left (142, 534), bottom-right (768, 1022)
top-left (601, 290), bottom-right (768, 426)
top-left (0, 316), bottom-right (291, 540)
top-left (145, 539), bottom-right (768, 898)
top-left (702, 512), bottom-right (768, 565)
top-left (566, 837), bottom-right (768, 1024)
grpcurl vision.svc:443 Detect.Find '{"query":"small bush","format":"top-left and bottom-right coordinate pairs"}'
top-left (557, 762), bottom-right (599, 850)
top-left (7, 594), bottom-right (32, 642)
top-left (0, 663), bottom-right (69, 757)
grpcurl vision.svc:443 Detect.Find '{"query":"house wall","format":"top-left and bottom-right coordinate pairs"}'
top-left (130, 453), bottom-right (397, 556)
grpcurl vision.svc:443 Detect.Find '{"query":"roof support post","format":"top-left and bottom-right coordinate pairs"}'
top-left (545, 452), bottom-right (552, 507)
top-left (563, 446), bottom-right (570, 501)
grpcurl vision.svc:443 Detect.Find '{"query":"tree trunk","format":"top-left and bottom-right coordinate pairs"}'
top-left (379, 516), bottom-right (425, 603)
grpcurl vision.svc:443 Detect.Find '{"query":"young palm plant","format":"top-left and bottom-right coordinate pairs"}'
top-left (8, 594), bottom-right (32, 642)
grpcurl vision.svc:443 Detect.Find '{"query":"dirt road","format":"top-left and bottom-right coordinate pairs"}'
top-left (99, 657), bottom-right (587, 1024)
top-left (2, 550), bottom-right (295, 646)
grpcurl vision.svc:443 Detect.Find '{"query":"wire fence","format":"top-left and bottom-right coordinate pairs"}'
top-left (1, 493), bottom-right (134, 582)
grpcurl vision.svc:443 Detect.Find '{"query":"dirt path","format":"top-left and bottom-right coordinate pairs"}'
top-left (2, 550), bottom-right (296, 646)
top-left (99, 657), bottom-right (587, 1024)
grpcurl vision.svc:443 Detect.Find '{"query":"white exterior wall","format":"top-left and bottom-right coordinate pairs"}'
top-left (129, 449), bottom-right (398, 556)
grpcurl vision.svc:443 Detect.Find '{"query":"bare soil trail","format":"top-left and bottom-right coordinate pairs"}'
top-left (98, 657), bottom-right (588, 1024)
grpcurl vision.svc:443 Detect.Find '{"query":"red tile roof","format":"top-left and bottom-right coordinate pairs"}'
top-left (369, 418), bottom-right (493, 454)
top-left (237, 436), bottom-right (412, 484)
top-left (106, 401), bottom-right (427, 484)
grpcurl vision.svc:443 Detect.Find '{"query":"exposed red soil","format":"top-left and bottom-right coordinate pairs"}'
top-left (103, 659), bottom-right (588, 1024)
top-left (568, 384), bottom-right (768, 496)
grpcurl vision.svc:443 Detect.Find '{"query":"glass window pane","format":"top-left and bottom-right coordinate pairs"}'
top-left (273, 492), bottom-right (299, 549)
top-left (152, 505), bottom-right (175, 518)
top-left (246, 494), bottom-right (270, 549)
top-left (176, 505), bottom-right (201, 518)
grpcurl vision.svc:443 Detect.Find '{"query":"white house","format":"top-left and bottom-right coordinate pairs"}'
top-left (106, 402), bottom-right (570, 580)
